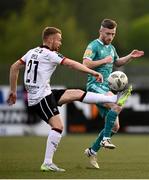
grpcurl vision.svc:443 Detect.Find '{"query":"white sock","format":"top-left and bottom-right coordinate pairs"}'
top-left (103, 137), bottom-right (111, 140)
top-left (82, 92), bottom-right (117, 104)
top-left (43, 129), bottom-right (62, 165)
top-left (90, 148), bottom-right (97, 155)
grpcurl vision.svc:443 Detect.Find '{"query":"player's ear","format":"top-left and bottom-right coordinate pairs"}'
top-left (46, 36), bottom-right (53, 44)
top-left (99, 28), bottom-right (103, 34)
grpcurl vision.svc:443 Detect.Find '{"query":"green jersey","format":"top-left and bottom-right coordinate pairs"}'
top-left (83, 39), bottom-right (119, 92)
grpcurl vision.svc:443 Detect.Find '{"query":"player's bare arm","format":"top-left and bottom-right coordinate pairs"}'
top-left (83, 56), bottom-right (112, 69)
top-left (7, 59), bottom-right (25, 105)
top-left (62, 58), bottom-right (103, 82)
top-left (115, 50), bottom-right (144, 67)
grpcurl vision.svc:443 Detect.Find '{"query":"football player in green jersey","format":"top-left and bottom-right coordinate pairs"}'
top-left (83, 19), bottom-right (144, 169)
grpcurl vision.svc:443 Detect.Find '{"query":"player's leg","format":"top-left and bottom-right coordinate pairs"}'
top-left (30, 94), bottom-right (65, 172)
top-left (84, 85), bottom-right (108, 169)
top-left (101, 85), bottom-right (132, 149)
top-left (88, 106), bottom-right (109, 152)
top-left (100, 85), bottom-right (132, 148)
top-left (84, 86), bottom-right (120, 149)
top-left (84, 105), bottom-right (108, 169)
top-left (99, 103), bottom-right (121, 149)
top-left (85, 114), bottom-right (120, 169)
top-left (84, 90), bottom-right (120, 168)
top-left (85, 118), bottom-right (120, 152)
top-left (84, 86), bottom-right (132, 168)
top-left (112, 117), bottom-right (120, 134)
top-left (56, 89), bottom-right (118, 105)
top-left (91, 86), bottom-right (132, 149)
top-left (52, 86), bottom-right (132, 106)
top-left (41, 114), bottom-right (65, 172)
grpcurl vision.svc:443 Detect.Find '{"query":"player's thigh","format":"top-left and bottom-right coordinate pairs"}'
top-left (57, 89), bottom-right (85, 105)
top-left (49, 114), bottom-right (64, 130)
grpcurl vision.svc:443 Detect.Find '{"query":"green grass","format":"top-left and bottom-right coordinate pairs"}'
top-left (0, 134), bottom-right (149, 179)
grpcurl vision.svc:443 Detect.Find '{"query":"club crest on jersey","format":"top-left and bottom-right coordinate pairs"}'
top-left (84, 49), bottom-right (93, 57)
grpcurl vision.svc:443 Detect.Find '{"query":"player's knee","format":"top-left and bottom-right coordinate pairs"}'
top-left (112, 105), bottom-right (122, 114)
top-left (76, 89), bottom-right (85, 97)
top-left (52, 124), bottom-right (64, 131)
top-left (48, 117), bottom-right (64, 131)
top-left (75, 89), bottom-right (86, 101)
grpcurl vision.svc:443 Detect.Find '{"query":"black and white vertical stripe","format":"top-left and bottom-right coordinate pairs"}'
top-left (39, 97), bottom-right (55, 120)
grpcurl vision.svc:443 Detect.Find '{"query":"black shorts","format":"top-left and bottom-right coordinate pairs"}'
top-left (28, 89), bottom-right (66, 123)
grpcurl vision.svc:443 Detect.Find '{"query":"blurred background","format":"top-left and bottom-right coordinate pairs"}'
top-left (0, 0), bottom-right (149, 136)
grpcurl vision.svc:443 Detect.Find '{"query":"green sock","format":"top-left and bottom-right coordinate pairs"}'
top-left (91, 129), bottom-right (104, 152)
top-left (91, 130), bottom-right (116, 152)
top-left (103, 110), bottom-right (118, 138)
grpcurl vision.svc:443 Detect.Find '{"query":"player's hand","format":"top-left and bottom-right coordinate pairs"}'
top-left (104, 56), bottom-right (113, 64)
top-left (7, 91), bottom-right (17, 105)
top-left (94, 72), bottom-right (103, 82)
top-left (130, 50), bottom-right (144, 58)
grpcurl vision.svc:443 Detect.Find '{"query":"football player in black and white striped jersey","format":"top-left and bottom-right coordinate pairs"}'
top-left (7, 27), bottom-right (128, 172)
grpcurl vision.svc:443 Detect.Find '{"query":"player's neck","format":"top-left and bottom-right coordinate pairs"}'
top-left (40, 44), bottom-right (50, 50)
top-left (98, 38), bottom-right (104, 45)
top-left (42, 43), bottom-right (53, 50)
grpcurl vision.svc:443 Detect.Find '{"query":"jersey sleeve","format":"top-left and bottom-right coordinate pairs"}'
top-left (49, 51), bottom-right (65, 64)
top-left (83, 43), bottom-right (96, 60)
top-left (21, 50), bottom-right (32, 63)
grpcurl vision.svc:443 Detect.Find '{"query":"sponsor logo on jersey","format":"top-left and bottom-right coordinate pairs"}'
top-left (84, 49), bottom-right (93, 57)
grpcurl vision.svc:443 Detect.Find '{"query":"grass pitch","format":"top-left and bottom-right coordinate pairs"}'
top-left (0, 134), bottom-right (149, 179)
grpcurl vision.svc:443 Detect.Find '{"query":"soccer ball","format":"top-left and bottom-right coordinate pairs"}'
top-left (108, 71), bottom-right (128, 92)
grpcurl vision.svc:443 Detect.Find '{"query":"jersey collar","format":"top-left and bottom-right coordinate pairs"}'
top-left (97, 39), bottom-right (110, 48)
top-left (39, 45), bottom-right (50, 49)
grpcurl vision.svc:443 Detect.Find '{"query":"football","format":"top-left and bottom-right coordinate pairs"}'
top-left (108, 71), bottom-right (128, 92)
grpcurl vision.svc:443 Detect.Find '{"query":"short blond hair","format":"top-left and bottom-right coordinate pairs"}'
top-left (42, 27), bottom-right (62, 40)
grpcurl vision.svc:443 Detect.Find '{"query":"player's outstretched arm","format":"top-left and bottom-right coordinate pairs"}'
top-left (62, 58), bottom-right (103, 82)
top-left (115, 49), bottom-right (144, 67)
top-left (83, 56), bottom-right (112, 69)
top-left (7, 59), bottom-right (25, 105)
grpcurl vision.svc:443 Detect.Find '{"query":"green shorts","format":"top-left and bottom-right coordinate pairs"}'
top-left (87, 84), bottom-right (110, 118)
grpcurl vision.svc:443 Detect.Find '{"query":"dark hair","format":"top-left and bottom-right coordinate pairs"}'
top-left (101, 19), bottom-right (117, 29)
top-left (42, 27), bottom-right (62, 40)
